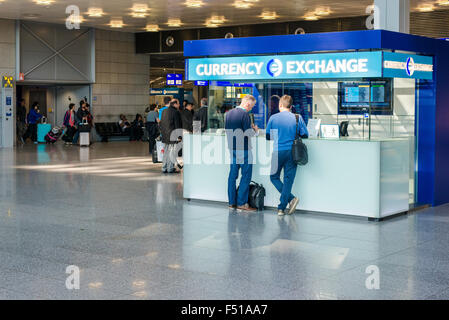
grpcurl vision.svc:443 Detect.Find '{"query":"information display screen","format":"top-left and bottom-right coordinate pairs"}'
top-left (338, 80), bottom-right (393, 115)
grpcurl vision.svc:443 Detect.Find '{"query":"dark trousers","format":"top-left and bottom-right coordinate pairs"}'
top-left (146, 122), bottom-right (159, 153)
top-left (228, 150), bottom-right (253, 207)
top-left (23, 123), bottom-right (37, 142)
top-left (270, 150), bottom-right (298, 210)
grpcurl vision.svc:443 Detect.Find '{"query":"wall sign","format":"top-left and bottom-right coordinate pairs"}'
top-left (186, 51), bottom-right (434, 81)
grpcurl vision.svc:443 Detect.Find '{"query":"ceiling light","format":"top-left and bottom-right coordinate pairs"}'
top-left (204, 19), bottom-right (220, 28)
top-left (167, 18), bottom-right (182, 27)
top-left (233, 0), bottom-right (252, 9)
top-left (314, 7), bottom-right (331, 16)
top-left (87, 8), bottom-right (104, 17)
top-left (209, 15), bottom-right (226, 24)
top-left (132, 3), bottom-right (149, 13)
top-left (109, 18), bottom-right (124, 28)
top-left (22, 13), bottom-right (41, 19)
top-left (145, 24), bottom-right (159, 32)
top-left (417, 4), bottom-right (434, 12)
top-left (259, 11), bottom-right (278, 20)
top-left (304, 13), bottom-right (319, 21)
top-left (437, 0), bottom-right (449, 5)
top-left (33, 0), bottom-right (54, 5)
top-left (131, 12), bottom-right (148, 18)
top-left (67, 15), bottom-right (84, 24)
top-left (184, 0), bottom-right (204, 7)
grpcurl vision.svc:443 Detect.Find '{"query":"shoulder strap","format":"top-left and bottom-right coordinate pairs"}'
top-left (295, 114), bottom-right (300, 139)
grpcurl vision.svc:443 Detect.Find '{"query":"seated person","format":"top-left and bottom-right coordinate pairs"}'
top-left (119, 114), bottom-right (131, 135)
top-left (130, 114), bottom-right (144, 141)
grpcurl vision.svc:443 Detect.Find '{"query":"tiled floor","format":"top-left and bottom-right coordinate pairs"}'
top-left (1, 142), bottom-right (449, 300)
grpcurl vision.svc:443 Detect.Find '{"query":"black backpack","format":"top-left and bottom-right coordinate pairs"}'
top-left (248, 181), bottom-right (266, 211)
top-left (292, 114), bottom-right (308, 166)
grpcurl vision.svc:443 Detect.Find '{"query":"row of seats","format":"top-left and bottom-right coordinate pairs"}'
top-left (94, 123), bottom-right (130, 142)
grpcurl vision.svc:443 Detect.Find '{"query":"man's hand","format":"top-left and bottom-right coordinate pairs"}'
top-left (252, 124), bottom-right (259, 133)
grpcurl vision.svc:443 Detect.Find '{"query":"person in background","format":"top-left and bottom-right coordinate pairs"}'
top-left (194, 97), bottom-right (208, 133)
top-left (62, 103), bottom-right (77, 145)
top-left (16, 98), bottom-right (27, 144)
top-left (266, 95), bottom-right (308, 216)
top-left (146, 104), bottom-right (160, 155)
top-left (269, 95), bottom-right (281, 117)
top-left (158, 96), bottom-right (172, 121)
top-left (225, 95), bottom-right (259, 212)
top-left (73, 100), bottom-right (88, 144)
top-left (23, 102), bottom-right (42, 144)
top-left (130, 114), bottom-right (144, 141)
top-left (180, 101), bottom-right (194, 133)
top-left (119, 114), bottom-right (131, 135)
top-left (182, 100), bottom-right (187, 111)
top-left (160, 99), bottom-right (182, 173)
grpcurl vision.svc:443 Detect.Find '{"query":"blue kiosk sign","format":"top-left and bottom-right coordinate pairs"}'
top-left (186, 51), bottom-right (433, 81)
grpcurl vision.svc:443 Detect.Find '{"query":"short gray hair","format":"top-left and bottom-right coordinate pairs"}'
top-left (241, 94), bottom-right (256, 105)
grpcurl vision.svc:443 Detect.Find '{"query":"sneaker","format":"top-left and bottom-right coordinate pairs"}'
top-left (236, 204), bottom-right (257, 212)
top-left (278, 209), bottom-right (285, 216)
top-left (229, 205), bottom-right (237, 210)
top-left (287, 197), bottom-right (299, 215)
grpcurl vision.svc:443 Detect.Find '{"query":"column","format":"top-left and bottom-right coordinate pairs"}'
top-left (374, 0), bottom-right (410, 33)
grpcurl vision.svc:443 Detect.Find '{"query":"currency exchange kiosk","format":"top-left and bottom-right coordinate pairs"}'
top-left (181, 30), bottom-right (449, 220)
top-left (0, 76), bottom-right (14, 148)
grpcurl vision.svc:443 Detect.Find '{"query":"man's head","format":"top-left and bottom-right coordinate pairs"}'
top-left (239, 95), bottom-right (257, 112)
top-left (170, 99), bottom-right (180, 109)
top-left (164, 96), bottom-right (172, 106)
top-left (69, 103), bottom-right (75, 110)
top-left (279, 95), bottom-right (293, 111)
top-left (185, 102), bottom-right (193, 111)
top-left (119, 114), bottom-right (125, 120)
top-left (201, 98), bottom-right (208, 107)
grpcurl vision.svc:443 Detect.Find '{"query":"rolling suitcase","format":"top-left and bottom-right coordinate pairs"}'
top-left (37, 123), bottom-right (52, 143)
top-left (80, 132), bottom-right (90, 147)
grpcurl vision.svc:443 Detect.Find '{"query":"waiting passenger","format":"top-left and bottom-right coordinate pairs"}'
top-left (119, 114), bottom-right (131, 135)
top-left (158, 96), bottom-right (172, 121)
top-left (225, 95), bottom-right (259, 212)
top-left (266, 95), bottom-right (308, 216)
top-left (180, 101), bottom-right (194, 133)
top-left (23, 102), bottom-right (42, 144)
top-left (160, 99), bottom-right (182, 173)
top-left (146, 104), bottom-right (160, 154)
top-left (194, 98), bottom-right (208, 132)
top-left (130, 114), bottom-right (144, 141)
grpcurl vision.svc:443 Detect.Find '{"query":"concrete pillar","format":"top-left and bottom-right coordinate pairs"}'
top-left (374, 0), bottom-right (410, 33)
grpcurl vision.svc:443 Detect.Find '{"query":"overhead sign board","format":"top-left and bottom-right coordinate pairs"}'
top-left (186, 51), bottom-right (434, 81)
top-left (383, 52), bottom-right (433, 80)
top-left (166, 73), bottom-right (183, 86)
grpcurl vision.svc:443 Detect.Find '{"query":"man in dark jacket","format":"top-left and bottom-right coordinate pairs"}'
top-left (180, 101), bottom-right (194, 133)
top-left (194, 97), bottom-right (208, 132)
top-left (160, 99), bottom-right (182, 173)
top-left (16, 99), bottom-right (27, 144)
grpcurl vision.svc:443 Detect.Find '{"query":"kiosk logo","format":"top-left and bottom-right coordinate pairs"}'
top-left (267, 59), bottom-right (283, 77)
top-left (406, 57), bottom-right (415, 76)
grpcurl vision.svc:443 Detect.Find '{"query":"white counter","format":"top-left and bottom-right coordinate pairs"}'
top-left (183, 133), bottom-right (410, 219)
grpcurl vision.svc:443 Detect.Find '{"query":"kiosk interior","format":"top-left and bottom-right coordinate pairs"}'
top-left (182, 30), bottom-right (444, 220)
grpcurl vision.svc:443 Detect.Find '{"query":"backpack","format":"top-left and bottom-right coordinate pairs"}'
top-left (248, 181), bottom-right (266, 211)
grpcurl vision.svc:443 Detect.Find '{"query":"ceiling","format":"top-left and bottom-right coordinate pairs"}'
top-left (0, 0), bottom-right (446, 32)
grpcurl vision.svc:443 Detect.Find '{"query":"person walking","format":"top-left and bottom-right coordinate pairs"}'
top-left (62, 103), bottom-right (77, 145)
top-left (266, 95), bottom-right (308, 216)
top-left (225, 95), bottom-right (259, 212)
top-left (158, 96), bottom-right (172, 121)
top-left (160, 99), bottom-right (182, 173)
top-left (146, 104), bottom-right (160, 155)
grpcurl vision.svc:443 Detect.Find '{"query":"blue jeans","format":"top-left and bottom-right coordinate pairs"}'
top-left (228, 150), bottom-right (253, 207)
top-left (270, 150), bottom-right (298, 210)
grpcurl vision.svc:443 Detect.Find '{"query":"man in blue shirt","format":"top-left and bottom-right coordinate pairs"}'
top-left (158, 96), bottom-right (172, 121)
top-left (266, 95), bottom-right (308, 216)
top-left (225, 95), bottom-right (259, 212)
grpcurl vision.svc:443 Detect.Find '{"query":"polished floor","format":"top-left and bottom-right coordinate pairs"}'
top-left (0, 142), bottom-right (449, 300)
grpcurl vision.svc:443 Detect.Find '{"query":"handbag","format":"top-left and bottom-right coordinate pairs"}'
top-left (292, 114), bottom-right (308, 166)
top-left (248, 181), bottom-right (266, 211)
